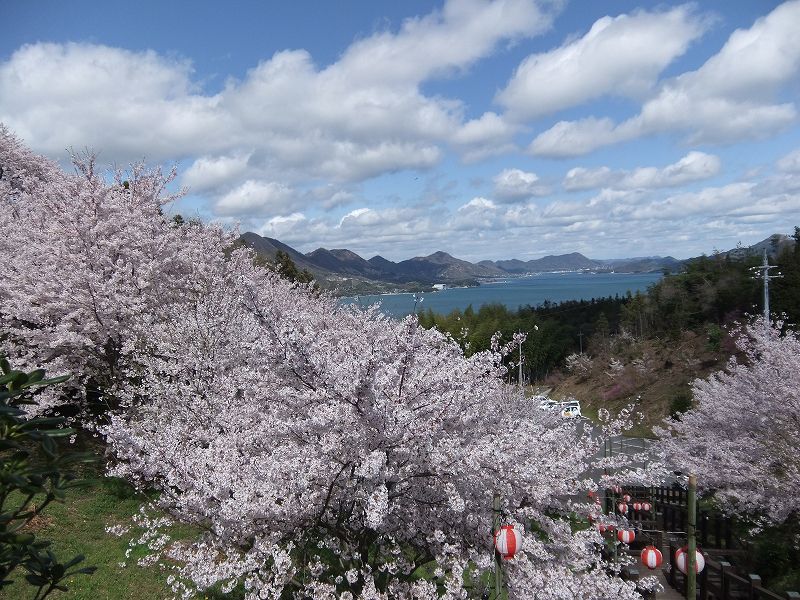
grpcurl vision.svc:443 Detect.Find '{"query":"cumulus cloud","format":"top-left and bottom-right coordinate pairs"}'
top-left (562, 166), bottom-right (616, 191)
top-left (530, 0), bottom-right (800, 157)
top-left (564, 151), bottom-right (721, 191)
top-left (452, 197), bottom-right (506, 230)
top-left (492, 168), bottom-right (548, 200)
top-left (451, 111), bottom-right (519, 162)
top-left (182, 154), bottom-right (251, 192)
top-left (247, 164), bottom-right (800, 261)
top-left (624, 182), bottom-right (754, 220)
top-left (214, 180), bottom-right (297, 216)
top-left (259, 212), bottom-right (308, 238)
top-left (0, 0), bottom-right (557, 184)
top-left (529, 117), bottom-right (630, 157)
top-left (498, 5), bottom-right (707, 120)
top-left (778, 148), bottom-right (800, 173)
top-left (0, 43), bottom-right (227, 162)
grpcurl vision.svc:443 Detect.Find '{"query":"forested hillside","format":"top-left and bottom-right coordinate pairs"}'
top-left (420, 229), bottom-right (800, 425)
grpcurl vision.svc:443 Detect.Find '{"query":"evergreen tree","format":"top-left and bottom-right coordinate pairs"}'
top-left (773, 227), bottom-right (800, 324)
top-left (273, 250), bottom-right (314, 284)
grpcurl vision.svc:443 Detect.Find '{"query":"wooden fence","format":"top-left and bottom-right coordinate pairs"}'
top-left (599, 484), bottom-right (799, 599)
top-left (665, 537), bottom-right (800, 600)
top-left (606, 485), bottom-right (736, 549)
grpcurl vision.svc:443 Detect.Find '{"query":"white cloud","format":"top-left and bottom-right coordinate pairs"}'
top-left (182, 154), bottom-right (251, 192)
top-left (530, 0), bottom-right (800, 157)
top-left (565, 151), bottom-right (721, 191)
top-left (334, 0), bottom-right (555, 86)
top-left (460, 196), bottom-right (496, 210)
top-left (248, 165), bottom-right (800, 261)
top-left (214, 180), bottom-right (296, 216)
top-left (492, 168), bottom-right (548, 200)
top-left (625, 182), bottom-right (754, 220)
top-left (339, 207), bottom-right (377, 227)
top-left (452, 197), bottom-right (505, 230)
top-left (0, 43), bottom-right (227, 163)
top-left (318, 188), bottom-right (357, 211)
top-left (778, 148), bottom-right (800, 173)
top-left (1, 2), bottom-right (796, 262)
top-left (498, 5), bottom-right (707, 120)
top-left (0, 0), bottom-right (558, 185)
top-left (563, 166), bottom-right (615, 191)
top-left (258, 213), bottom-right (309, 239)
top-left (624, 151), bottom-right (721, 188)
top-left (529, 117), bottom-right (629, 157)
top-left (450, 111), bottom-right (518, 162)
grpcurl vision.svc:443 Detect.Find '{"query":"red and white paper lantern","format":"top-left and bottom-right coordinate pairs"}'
top-left (494, 524), bottom-right (523, 560)
top-left (633, 502), bottom-right (642, 512)
top-left (641, 546), bottom-right (663, 570)
top-left (617, 528), bottom-right (636, 544)
top-left (617, 502), bottom-right (628, 514)
top-left (612, 485), bottom-right (622, 494)
top-left (623, 494), bottom-right (632, 503)
top-left (675, 546), bottom-right (705, 574)
top-left (641, 502), bottom-right (652, 512)
top-left (598, 523), bottom-right (615, 534)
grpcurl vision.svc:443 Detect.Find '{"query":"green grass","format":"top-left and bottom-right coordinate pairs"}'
top-left (4, 477), bottom-right (175, 600)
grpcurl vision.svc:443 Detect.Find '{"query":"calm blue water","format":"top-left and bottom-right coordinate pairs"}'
top-left (340, 272), bottom-right (663, 318)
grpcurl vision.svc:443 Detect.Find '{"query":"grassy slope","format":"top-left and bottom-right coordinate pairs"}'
top-left (5, 478), bottom-right (175, 600)
top-left (544, 330), bottom-right (730, 434)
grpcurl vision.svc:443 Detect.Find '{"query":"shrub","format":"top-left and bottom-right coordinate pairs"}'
top-left (0, 358), bottom-right (96, 597)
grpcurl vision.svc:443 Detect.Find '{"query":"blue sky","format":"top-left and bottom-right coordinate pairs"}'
top-left (2, 0), bottom-right (799, 261)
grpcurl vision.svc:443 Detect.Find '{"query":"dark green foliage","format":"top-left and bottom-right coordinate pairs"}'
top-left (668, 389), bottom-right (693, 418)
top-left (646, 252), bottom-right (761, 335)
top-left (419, 230), bottom-right (800, 381)
top-left (418, 296), bottom-right (627, 382)
top-left (0, 359), bottom-right (97, 598)
top-left (101, 476), bottom-right (138, 501)
top-left (274, 250), bottom-right (315, 284)
top-left (735, 517), bottom-right (800, 593)
top-left (705, 323), bottom-right (723, 352)
top-left (772, 227), bottom-right (800, 325)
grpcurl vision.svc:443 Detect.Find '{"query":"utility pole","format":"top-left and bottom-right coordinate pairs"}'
top-left (578, 329), bottom-right (584, 354)
top-left (518, 330), bottom-right (523, 392)
top-left (687, 474), bottom-right (697, 599)
top-left (493, 493), bottom-right (502, 599)
top-left (750, 248), bottom-right (782, 330)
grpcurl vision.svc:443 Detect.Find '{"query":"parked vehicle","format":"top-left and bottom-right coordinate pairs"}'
top-left (537, 395), bottom-right (582, 417)
top-left (537, 397), bottom-right (560, 410)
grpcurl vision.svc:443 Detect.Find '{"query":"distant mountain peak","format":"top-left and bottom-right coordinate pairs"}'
top-left (241, 230), bottom-right (795, 288)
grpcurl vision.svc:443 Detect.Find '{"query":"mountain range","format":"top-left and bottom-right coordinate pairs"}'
top-left (239, 232), bottom-right (684, 289)
top-left (239, 232), bottom-right (791, 293)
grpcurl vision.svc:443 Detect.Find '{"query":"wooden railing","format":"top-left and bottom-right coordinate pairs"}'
top-left (609, 485), bottom-right (737, 549)
top-left (665, 537), bottom-right (800, 600)
top-left (598, 485), bottom-right (798, 599)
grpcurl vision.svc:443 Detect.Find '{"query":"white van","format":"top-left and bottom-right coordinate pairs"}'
top-left (560, 400), bottom-right (582, 418)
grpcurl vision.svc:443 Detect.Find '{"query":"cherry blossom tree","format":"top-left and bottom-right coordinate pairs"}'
top-left (656, 319), bottom-right (800, 524)
top-left (3, 128), bottom-right (662, 598)
top-left (104, 249), bottom-right (661, 599)
top-left (0, 125), bottom-right (233, 411)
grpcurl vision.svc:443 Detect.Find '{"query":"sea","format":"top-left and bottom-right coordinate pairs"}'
top-left (339, 271), bottom-right (663, 318)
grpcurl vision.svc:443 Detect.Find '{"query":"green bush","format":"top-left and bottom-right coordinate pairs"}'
top-left (0, 358), bottom-right (97, 598)
top-left (669, 389), bottom-right (693, 418)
